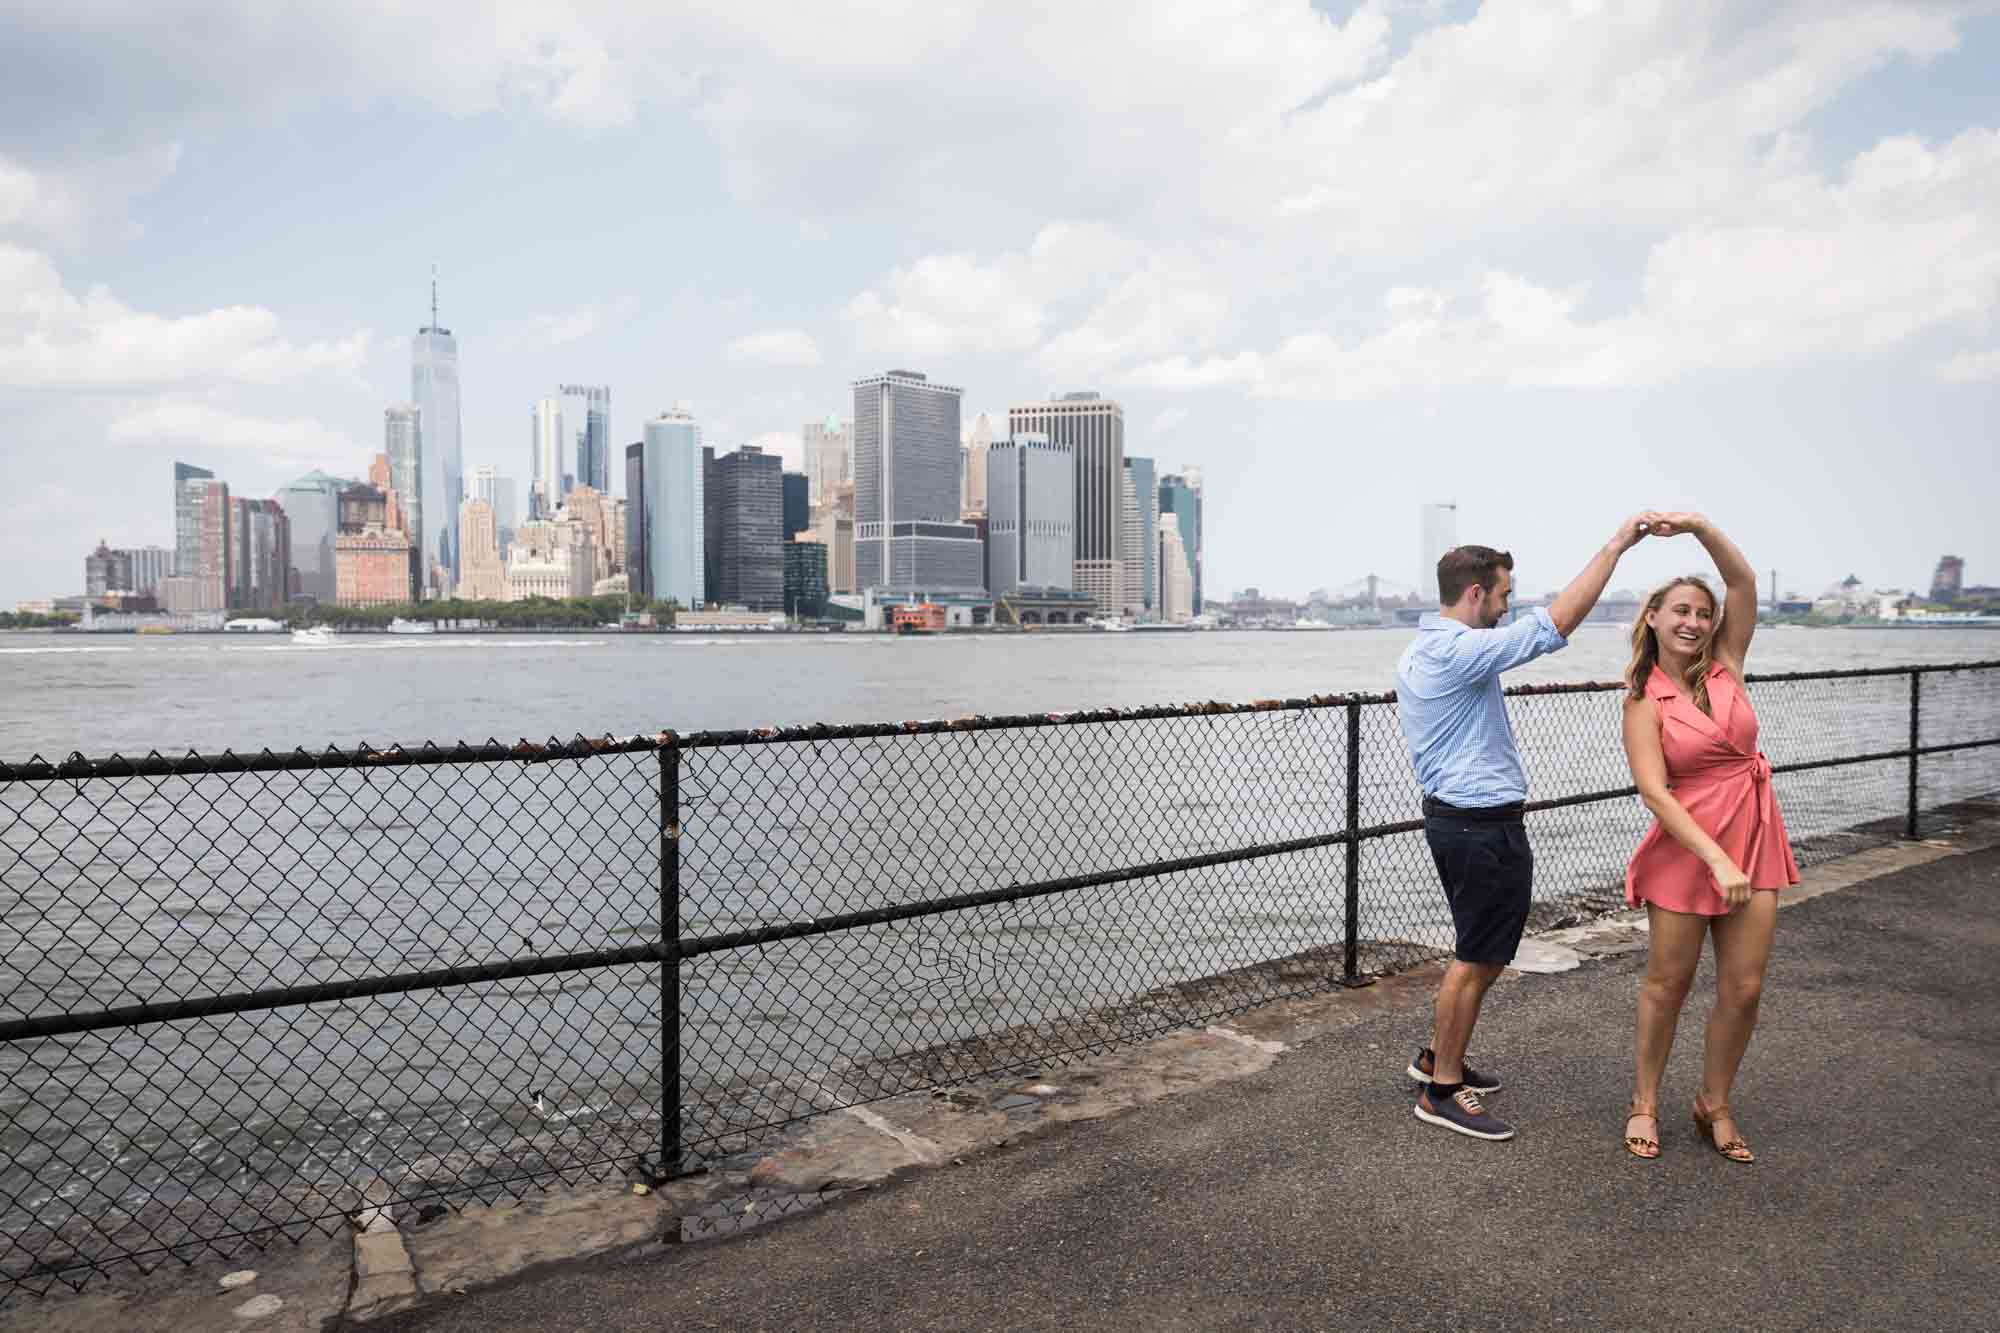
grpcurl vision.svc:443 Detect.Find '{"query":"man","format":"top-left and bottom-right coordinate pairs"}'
top-left (1397, 515), bottom-right (1656, 1140)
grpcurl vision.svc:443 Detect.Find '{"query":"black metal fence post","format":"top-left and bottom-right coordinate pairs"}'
top-left (659, 735), bottom-right (684, 1177)
top-left (1340, 700), bottom-right (1373, 988)
top-left (1907, 671), bottom-right (1921, 840)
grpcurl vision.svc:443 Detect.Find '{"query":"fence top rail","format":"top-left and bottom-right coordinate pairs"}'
top-left (3, 659), bottom-right (1995, 782)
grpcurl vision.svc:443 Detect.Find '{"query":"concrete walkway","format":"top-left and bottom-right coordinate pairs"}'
top-left (367, 841), bottom-right (2000, 1332)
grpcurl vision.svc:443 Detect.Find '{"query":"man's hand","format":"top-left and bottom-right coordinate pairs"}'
top-left (1611, 512), bottom-right (1663, 554)
top-left (1643, 511), bottom-right (1709, 539)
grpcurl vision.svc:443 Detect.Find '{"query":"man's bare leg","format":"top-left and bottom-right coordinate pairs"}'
top-left (1431, 960), bottom-right (1504, 1084)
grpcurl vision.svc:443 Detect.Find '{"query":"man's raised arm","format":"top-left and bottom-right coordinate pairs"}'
top-left (1546, 513), bottom-right (1657, 638)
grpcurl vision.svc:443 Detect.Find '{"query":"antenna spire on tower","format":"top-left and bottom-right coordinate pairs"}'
top-left (430, 264), bottom-right (439, 328)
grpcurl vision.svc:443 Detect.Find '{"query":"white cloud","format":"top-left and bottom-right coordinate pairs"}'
top-left (106, 400), bottom-right (367, 471)
top-left (1117, 127), bottom-right (2000, 401)
top-left (1148, 407), bottom-right (1189, 435)
top-left (0, 144), bottom-right (180, 240)
top-left (1035, 252), bottom-right (1233, 381)
top-left (1936, 348), bottom-right (2000, 384)
top-left (726, 329), bottom-right (822, 367)
top-left (0, 158), bottom-right (81, 237)
top-left (0, 245), bottom-right (369, 389)
top-left (845, 223), bottom-right (1133, 361)
top-left (1260, 1), bottom-right (1963, 249)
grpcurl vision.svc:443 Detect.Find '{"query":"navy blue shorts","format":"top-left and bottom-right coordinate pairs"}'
top-left (1424, 815), bottom-right (1534, 965)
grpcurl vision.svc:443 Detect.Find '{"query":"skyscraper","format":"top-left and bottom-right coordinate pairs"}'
top-left (1159, 472), bottom-right (1203, 615)
top-left (985, 432), bottom-right (1074, 598)
top-left (1124, 456), bottom-right (1158, 619)
top-left (710, 447), bottom-right (785, 611)
top-left (561, 385), bottom-right (611, 494)
top-left (641, 407), bottom-right (705, 609)
top-left (277, 471), bottom-right (349, 603)
top-left (411, 277), bottom-right (462, 597)
top-left (120, 545), bottom-right (173, 597)
top-left (456, 497), bottom-right (507, 601)
top-left (1009, 393), bottom-right (1125, 616)
top-left (531, 397), bottom-right (564, 519)
top-left (802, 416), bottom-right (851, 507)
top-left (782, 472), bottom-right (810, 542)
top-left (469, 465), bottom-right (517, 560)
top-left (335, 455), bottom-right (415, 607)
top-left (561, 485), bottom-right (619, 583)
top-left (961, 411), bottom-right (995, 516)
top-left (384, 403), bottom-right (422, 593)
top-left (1158, 513), bottom-right (1194, 623)
top-left (168, 462), bottom-right (228, 612)
top-left (624, 442), bottom-right (648, 599)
top-left (229, 497), bottom-right (292, 610)
top-left (854, 370), bottom-right (983, 592)
top-left (1421, 502), bottom-right (1458, 601)
top-left (784, 540), bottom-right (830, 620)
top-left (1931, 555), bottom-right (1965, 603)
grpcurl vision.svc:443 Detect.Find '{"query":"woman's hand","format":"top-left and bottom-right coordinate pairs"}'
top-left (1644, 511), bottom-right (1710, 538)
top-left (1710, 858), bottom-right (1753, 910)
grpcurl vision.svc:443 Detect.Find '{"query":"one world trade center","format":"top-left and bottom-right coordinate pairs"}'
top-left (412, 276), bottom-right (463, 597)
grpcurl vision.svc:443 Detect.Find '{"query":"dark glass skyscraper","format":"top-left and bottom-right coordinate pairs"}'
top-left (782, 472), bottom-right (809, 542)
top-left (624, 441), bottom-right (648, 599)
top-left (709, 447), bottom-right (784, 612)
top-left (277, 470), bottom-right (349, 603)
top-left (1125, 455), bottom-right (1157, 616)
top-left (562, 385), bottom-right (610, 494)
top-left (384, 404), bottom-right (422, 585)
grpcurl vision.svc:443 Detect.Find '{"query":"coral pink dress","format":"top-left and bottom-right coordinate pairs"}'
top-left (1625, 662), bottom-right (1800, 915)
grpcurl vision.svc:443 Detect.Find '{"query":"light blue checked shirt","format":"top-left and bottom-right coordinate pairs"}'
top-left (1395, 608), bottom-right (1569, 808)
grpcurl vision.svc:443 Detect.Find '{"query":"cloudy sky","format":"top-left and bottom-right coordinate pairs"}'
top-left (2, 0), bottom-right (1996, 607)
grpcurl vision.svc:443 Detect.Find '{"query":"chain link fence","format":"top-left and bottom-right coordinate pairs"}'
top-left (3, 662), bottom-right (1997, 1296)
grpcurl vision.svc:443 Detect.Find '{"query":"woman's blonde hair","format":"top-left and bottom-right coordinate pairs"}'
top-left (1626, 575), bottom-right (1721, 714)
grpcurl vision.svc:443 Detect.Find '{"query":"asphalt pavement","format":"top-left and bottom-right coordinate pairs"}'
top-left (374, 848), bottom-right (2000, 1332)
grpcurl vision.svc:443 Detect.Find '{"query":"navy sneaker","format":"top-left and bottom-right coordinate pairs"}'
top-left (1413, 1083), bottom-right (1515, 1141)
top-left (1407, 1046), bottom-right (1502, 1094)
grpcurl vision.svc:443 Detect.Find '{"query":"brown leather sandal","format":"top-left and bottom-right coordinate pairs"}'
top-left (1624, 1104), bottom-right (1661, 1160)
top-left (1692, 1093), bottom-right (1755, 1163)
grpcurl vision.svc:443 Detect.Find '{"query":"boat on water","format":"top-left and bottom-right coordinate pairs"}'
top-left (224, 617), bottom-right (287, 633)
top-left (291, 625), bottom-right (337, 645)
top-left (387, 618), bottom-right (437, 635)
top-left (1088, 616), bottom-right (1131, 632)
top-left (1130, 621), bottom-right (1192, 632)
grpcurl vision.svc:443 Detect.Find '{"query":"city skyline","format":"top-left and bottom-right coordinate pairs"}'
top-left (2, 4), bottom-right (1997, 608)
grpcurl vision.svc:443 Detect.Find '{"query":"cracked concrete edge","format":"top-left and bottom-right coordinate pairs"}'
top-left (14, 808), bottom-right (1997, 1329)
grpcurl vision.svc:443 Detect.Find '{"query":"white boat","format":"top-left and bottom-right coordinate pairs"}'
top-left (387, 618), bottom-right (437, 635)
top-left (1130, 621), bottom-right (1192, 632)
top-left (224, 617), bottom-right (286, 633)
top-left (1088, 616), bottom-right (1131, 632)
top-left (290, 625), bottom-right (337, 645)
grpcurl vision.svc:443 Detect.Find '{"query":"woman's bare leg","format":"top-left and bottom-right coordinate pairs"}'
top-left (1633, 903), bottom-right (1707, 1114)
top-left (1701, 891), bottom-right (1778, 1136)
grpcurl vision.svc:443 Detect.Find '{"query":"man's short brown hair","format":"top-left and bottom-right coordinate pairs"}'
top-left (1437, 545), bottom-right (1514, 605)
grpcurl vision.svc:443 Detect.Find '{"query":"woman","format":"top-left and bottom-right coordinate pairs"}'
top-left (1619, 513), bottom-right (1798, 1162)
